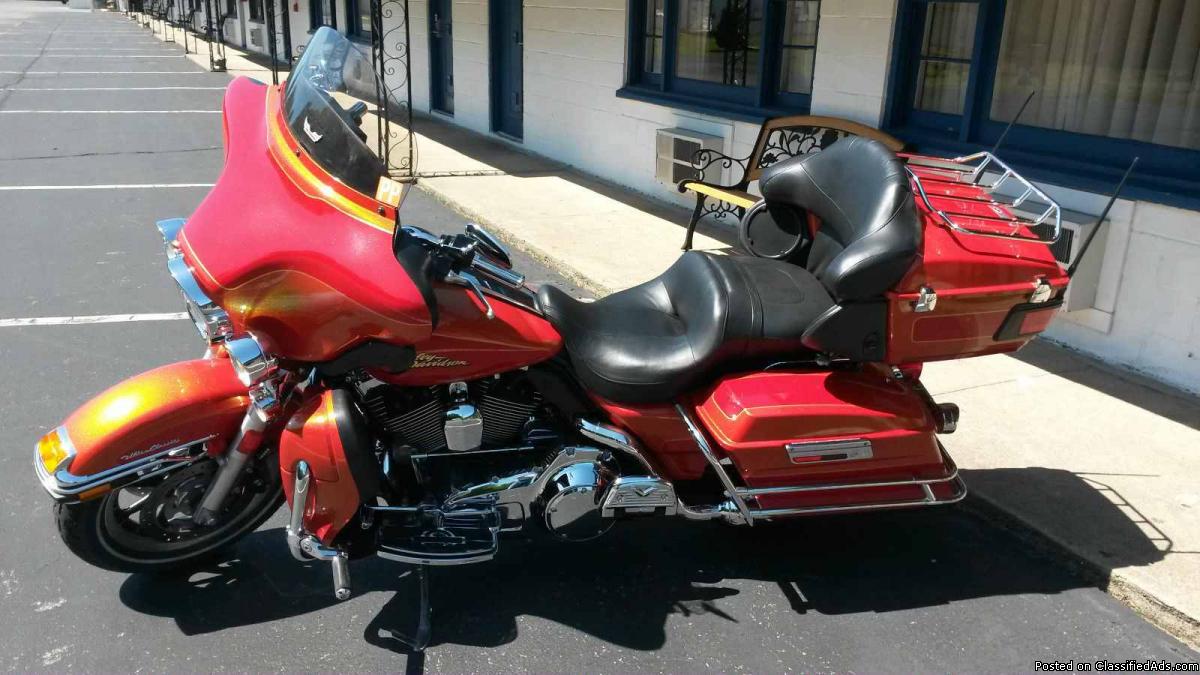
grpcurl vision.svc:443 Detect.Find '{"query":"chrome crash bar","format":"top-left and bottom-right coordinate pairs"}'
top-left (674, 406), bottom-right (966, 524)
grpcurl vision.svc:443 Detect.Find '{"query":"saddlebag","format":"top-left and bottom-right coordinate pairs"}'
top-left (691, 365), bottom-right (964, 515)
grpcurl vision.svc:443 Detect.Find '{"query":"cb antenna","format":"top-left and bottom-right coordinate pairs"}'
top-left (991, 90), bottom-right (1036, 155)
top-left (1066, 157), bottom-right (1139, 278)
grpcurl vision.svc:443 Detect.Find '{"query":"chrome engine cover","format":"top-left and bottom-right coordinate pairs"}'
top-left (539, 459), bottom-right (613, 541)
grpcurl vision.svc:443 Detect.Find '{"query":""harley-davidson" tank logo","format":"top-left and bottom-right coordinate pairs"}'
top-left (412, 353), bottom-right (468, 369)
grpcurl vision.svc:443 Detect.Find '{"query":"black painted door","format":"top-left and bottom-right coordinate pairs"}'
top-left (489, 1), bottom-right (522, 139)
top-left (429, 0), bottom-right (453, 114)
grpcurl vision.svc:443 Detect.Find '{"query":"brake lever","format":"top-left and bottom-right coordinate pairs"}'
top-left (445, 269), bottom-right (495, 319)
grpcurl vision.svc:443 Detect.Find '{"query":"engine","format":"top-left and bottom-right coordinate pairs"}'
top-left (358, 372), bottom-right (547, 453)
top-left (347, 372), bottom-right (679, 566)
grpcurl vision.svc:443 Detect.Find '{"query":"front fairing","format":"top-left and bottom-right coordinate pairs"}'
top-left (177, 76), bottom-right (434, 362)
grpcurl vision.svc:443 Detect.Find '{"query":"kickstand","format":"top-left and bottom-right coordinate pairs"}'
top-left (385, 564), bottom-right (432, 652)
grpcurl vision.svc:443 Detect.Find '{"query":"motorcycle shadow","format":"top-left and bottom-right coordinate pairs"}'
top-left (119, 466), bottom-right (1165, 654)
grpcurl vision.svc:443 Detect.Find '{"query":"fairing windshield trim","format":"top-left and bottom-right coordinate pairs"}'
top-left (267, 85), bottom-right (395, 233)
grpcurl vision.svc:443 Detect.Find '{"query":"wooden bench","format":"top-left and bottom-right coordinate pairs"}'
top-left (677, 115), bottom-right (906, 250)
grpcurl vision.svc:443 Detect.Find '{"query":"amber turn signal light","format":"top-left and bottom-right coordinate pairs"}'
top-left (37, 429), bottom-right (72, 475)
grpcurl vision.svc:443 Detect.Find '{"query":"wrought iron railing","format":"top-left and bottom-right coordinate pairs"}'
top-left (131, 0), bottom-right (414, 178)
top-left (263, 0), bottom-right (293, 84)
top-left (370, 0), bottom-right (415, 181)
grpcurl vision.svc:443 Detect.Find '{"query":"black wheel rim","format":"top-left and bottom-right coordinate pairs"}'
top-left (95, 451), bottom-right (281, 565)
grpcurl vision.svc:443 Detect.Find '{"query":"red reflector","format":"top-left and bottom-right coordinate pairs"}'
top-left (912, 315), bottom-right (979, 342)
top-left (1019, 308), bottom-right (1057, 334)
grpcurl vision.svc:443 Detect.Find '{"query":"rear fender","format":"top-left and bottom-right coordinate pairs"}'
top-left (35, 357), bottom-right (249, 502)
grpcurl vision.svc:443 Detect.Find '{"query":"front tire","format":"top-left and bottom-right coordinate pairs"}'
top-left (55, 451), bottom-right (283, 573)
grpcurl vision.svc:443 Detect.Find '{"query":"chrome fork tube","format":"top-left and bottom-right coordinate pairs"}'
top-left (192, 406), bottom-right (267, 526)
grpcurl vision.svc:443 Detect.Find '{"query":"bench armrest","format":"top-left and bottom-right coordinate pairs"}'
top-left (679, 148), bottom-right (750, 191)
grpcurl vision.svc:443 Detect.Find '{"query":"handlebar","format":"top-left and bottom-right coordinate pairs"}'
top-left (394, 224), bottom-right (526, 319)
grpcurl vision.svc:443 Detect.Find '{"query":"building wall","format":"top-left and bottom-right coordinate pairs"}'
top-left (1046, 200), bottom-right (1200, 393)
top-left (808, 0), bottom-right (898, 125)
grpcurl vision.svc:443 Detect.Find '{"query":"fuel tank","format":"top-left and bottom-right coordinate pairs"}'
top-left (177, 77), bottom-right (434, 362)
top-left (373, 285), bottom-right (563, 386)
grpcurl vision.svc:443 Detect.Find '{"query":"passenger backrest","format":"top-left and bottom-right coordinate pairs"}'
top-left (758, 137), bottom-right (921, 302)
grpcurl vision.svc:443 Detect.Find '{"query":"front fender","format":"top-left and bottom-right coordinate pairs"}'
top-left (35, 357), bottom-right (249, 502)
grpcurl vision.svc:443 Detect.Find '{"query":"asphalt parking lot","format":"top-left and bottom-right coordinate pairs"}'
top-left (0, 2), bottom-right (1197, 672)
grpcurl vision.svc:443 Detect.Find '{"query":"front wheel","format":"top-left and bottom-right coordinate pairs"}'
top-left (55, 450), bottom-right (283, 573)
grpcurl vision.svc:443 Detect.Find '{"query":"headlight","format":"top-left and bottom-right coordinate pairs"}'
top-left (226, 334), bottom-right (278, 386)
top-left (166, 253), bottom-right (233, 344)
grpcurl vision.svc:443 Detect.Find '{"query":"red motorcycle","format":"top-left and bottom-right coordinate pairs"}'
top-left (35, 28), bottom-right (1102, 641)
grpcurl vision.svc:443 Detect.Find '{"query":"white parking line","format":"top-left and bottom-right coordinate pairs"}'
top-left (0, 313), bottom-right (187, 327)
top-left (0, 55), bottom-right (186, 58)
top-left (0, 110), bottom-right (221, 114)
top-left (1, 86), bottom-right (227, 91)
top-left (1, 71), bottom-right (213, 74)
top-left (19, 48), bottom-right (180, 51)
top-left (0, 183), bottom-right (215, 191)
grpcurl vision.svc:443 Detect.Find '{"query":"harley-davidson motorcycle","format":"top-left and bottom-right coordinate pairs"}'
top-left (35, 28), bottom-right (1105, 637)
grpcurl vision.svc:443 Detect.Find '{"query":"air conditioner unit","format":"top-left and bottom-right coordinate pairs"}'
top-left (248, 25), bottom-right (264, 49)
top-left (1053, 218), bottom-right (1107, 313)
top-left (655, 128), bottom-right (724, 186)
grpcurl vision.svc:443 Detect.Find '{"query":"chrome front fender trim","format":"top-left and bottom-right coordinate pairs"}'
top-left (34, 434), bottom-right (213, 501)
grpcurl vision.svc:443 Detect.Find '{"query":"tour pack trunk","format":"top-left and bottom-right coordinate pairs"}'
top-left (885, 154), bottom-right (1070, 364)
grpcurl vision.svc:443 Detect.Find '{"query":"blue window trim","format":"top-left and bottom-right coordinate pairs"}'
top-left (884, 0), bottom-right (1200, 209)
top-left (309, 0), bottom-right (336, 30)
top-left (344, 0), bottom-right (370, 41)
top-left (625, 0), bottom-right (817, 117)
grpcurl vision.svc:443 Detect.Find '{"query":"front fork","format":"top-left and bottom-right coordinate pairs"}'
top-left (192, 390), bottom-right (271, 525)
top-left (193, 336), bottom-right (287, 524)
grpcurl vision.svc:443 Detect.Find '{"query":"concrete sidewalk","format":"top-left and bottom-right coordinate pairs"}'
top-left (139, 16), bottom-right (1200, 649)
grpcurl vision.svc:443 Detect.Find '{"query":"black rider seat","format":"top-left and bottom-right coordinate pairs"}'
top-left (538, 253), bottom-right (834, 403)
top-left (538, 137), bottom-right (921, 404)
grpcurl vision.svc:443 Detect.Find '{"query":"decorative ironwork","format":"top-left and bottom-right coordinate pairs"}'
top-left (264, 0), bottom-right (293, 85)
top-left (690, 148), bottom-right (750, 188)
top-left (370, 0), bottom-right (415, 181)
top-left (677, 123), bottom-right (853, 251)
top-left (697, 194), bottom-right (745, 223)
top-left (755, 126), bottom-right (847, 171)
top-left (202, 0), bottom-right (226, 72)
top-left (181, 0), bottom-right (202, 54)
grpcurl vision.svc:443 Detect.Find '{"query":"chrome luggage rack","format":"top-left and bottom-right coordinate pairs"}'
top-left (905, 151), bottom-right (1062, 244)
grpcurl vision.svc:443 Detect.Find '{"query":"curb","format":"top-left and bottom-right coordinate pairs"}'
top-left (961, 494), bottom-right (1199, 651)
top-left (415, 180), bottom-right (614, 298)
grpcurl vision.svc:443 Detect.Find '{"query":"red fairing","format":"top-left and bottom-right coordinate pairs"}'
top-left (177, 78), bottom-right (433, 362)
top-left (279, 391), bottom-right (361, 544)
top-left (884, 158), bottom-right (1070, 363)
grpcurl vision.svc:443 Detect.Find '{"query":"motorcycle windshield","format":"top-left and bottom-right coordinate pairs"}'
top-left (283, 27), bottom-right (387, 196)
